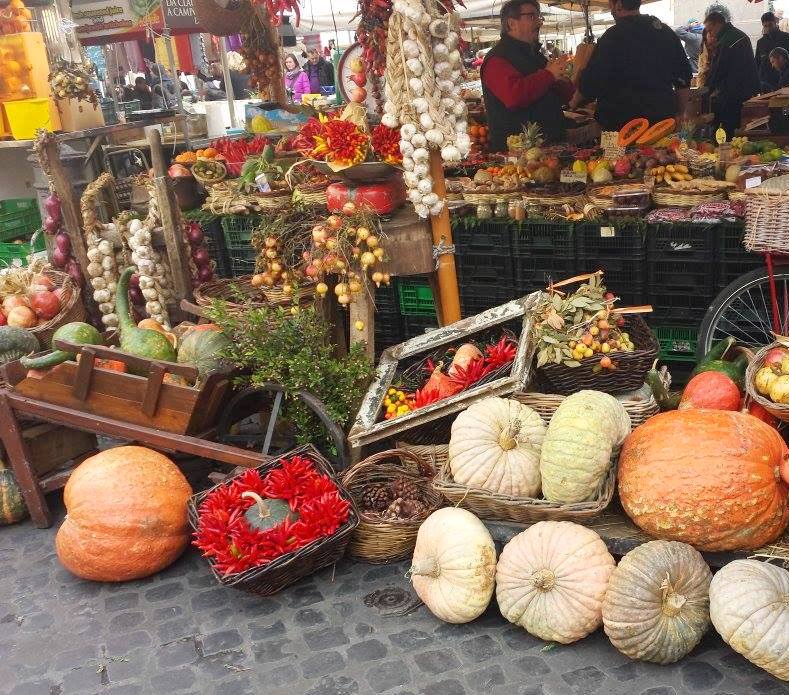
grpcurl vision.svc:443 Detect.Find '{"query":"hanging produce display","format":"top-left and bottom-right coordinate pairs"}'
top-left (383, 0), bottom-right (469, 217)
top-left (239, 6), bottom-right (283, 101)
top-left (48, 59), bottom-right (98, 105)
top-left (0, 0), bottom-right (31, 35)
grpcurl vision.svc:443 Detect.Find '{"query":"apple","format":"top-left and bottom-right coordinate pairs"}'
top-left (764, 347), bottom-right (788, 369)
top-left (350, 72), bottom-right (367, 87)
top-left (351, 87), bottom-right (367, 103)
top-left (349, 57), bottom-right (365, 73)
top-left (0, 311), bottom-right (6, 326)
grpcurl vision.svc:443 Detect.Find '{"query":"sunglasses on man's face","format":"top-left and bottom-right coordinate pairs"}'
top-left (519, 12), bottom-right (544, 21)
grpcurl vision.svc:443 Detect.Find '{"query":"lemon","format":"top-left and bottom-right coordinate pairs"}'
top-left (250, 114), bottom-right (272, 133)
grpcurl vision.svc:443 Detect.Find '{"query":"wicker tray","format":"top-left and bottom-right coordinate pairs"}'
top-left (30, 270), bottom-right (85, 348)
top-left (537, 316), bottom-right (658, 396)
top-left (744, 192), bottom-right (789, 253)
top-left (252, 189), bottom-right (292, 211)
top-left (728, 191), bottom-right (747, 203)
top-left (293, 184), bottom-right (328, 206)
top-left (652, 188), bottom-right (725, 207)
top-left (341, 448), bottom-right (444, 563)
top-left (432, 456), bottom-right (616, 524)
top-left (462, 190), bottom-right (522, 203)
top-left (745, 343), bottom-right (789, 422)
top-left (522, 193), bottom-right (586, 207)
top-left (187, 444), bottom-right (359, 596)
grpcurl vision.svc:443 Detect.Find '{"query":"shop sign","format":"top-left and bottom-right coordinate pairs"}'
top-left (72, 0), bottom-right (162, 37)
top-left (162, 0), bottom-right (199, 28)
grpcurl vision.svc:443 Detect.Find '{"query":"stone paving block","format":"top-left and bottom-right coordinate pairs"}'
top-left (148, 666), bottom-right (198, 692)
top-left (346, 638), bottom-right (388, 663)
top-left (302, 651), bottom-right (346, 679)
top-left (304, 625), bottom-right (350, 650)
top-left (304, 674), bottom-right (361, 695)
top-left (413, 649), bottom-right (461, 676)
top-left (364, 659), bottom-right (411, 692)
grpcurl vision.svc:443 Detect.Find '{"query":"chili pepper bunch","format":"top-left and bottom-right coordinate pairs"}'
top-left (311, 118), bottom-right (368, 167)
top-left (255, 0), bottom-right (301, 26)
top-left (371, 124), bottom-right (402, 165)
top-left (356, 0), bottom-right (392, 78)
top-left (193, 454), bottom-right (351, 576)
top-left (208, 135), bottom-right (269, 176)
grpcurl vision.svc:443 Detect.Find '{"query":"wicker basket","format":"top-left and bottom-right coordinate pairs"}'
top-left (746, 343), bottom-right (789, 422)
top-left (462, 190), bottom-right (522, 203)
top-left (29, 270), bottom-right (85, 347)
top-left (537, 316), bottom-right (658, 395)
top-left (728, 191), bottom-right (747, 203)
top-left (193, 275), bottom-right (315, 317)
top-left (192, 0), bottom-right (252, 35)
top-left (341, 448), bottom-right (444, 563)
top-left (187, 445), bottom-right (359, 596)
top-left (513, 390), bottom-right (659, 428)
top-left (254, 189), bottom-right (292, 211)
top-left (744, 191), bottom-right (789, 253)
top-left (432, 456), bottom-right (616, 524)
top-left (262, 280), bottom-right (318, 307)
top-left (652, 188), bottom-right (725, 207)
top-left (293, 184), bottom-right (328, 206)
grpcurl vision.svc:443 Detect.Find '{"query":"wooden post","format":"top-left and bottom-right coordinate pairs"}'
top-left (350, 279), bottom-right (375, 359)
top-left (147, 128), bottom-right (193, 304)
top-left (428, 150), bottom-right (461, 324)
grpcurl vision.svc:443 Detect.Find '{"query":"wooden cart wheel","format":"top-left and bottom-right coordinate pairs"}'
top-left (215, 382), bottom-right (349, 471)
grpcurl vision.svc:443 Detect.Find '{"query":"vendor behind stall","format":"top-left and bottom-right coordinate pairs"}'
top-left (481, 0), bottom-right (574, 151)
top-left (573, 0), bottom-right (692, 131)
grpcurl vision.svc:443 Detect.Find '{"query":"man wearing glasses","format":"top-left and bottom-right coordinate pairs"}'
top-left (573, 0), bottom-right (692, 131)
top-left (481, 0), bottom-right (574, 151)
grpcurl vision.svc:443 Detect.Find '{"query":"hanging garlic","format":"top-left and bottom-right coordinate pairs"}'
top-left (408, 78), bottom-right (424, 96)
top-left (411, 133), bottom-right (427, 148)
top-left (403, 39), bottom-right (420, 58)
top-left (406, 58), bottom-right (423, 76)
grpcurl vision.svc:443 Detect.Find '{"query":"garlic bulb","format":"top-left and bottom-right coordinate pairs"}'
top-left (406, 58), bottom-right (423, 76)
top-left (409, 78), bottom-right (424, 96)
top-left (419, 113), bottom-right (434, 130)
top-left (411, 133), bottom-right (427, 148)
top-left (382, 113), bottom-right (399, 129)
top-left (413, 148), bottom-right (430, 163)
top-left (400, 140), bottom-right (415, 157)
top-left (401, 123), bottom-right (417, 139)
top-left (403, 39), bottom-right (420, 58)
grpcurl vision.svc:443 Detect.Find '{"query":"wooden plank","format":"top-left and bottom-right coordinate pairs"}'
top-left (72, 346), bottom-right (95, 401)
top-left (141, 363), bottom-right (165, 417)
top-left (0, 394), bottom-right (51, 528)
top-left (6, 392), bottom-right (271, 468)
top-left (147, 128), bottom-right (193, 304)
top-left (350, 279), bottom-right (375, 359)
top-left (378, 210), bottom-right (434, 277)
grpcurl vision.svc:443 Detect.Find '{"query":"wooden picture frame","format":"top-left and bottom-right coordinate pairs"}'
top-left (348, 293), bottom-right (541, 448)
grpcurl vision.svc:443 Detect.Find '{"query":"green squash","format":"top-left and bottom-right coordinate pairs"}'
top-left (177, 327), bottom-right (231, 380)
top-left (0, 327), bottom-right (39, 366)
top-left (116, 267), bottom-right (177, 368)
top-left (691, 357), bottom-right (748, 390)
top-left (0, 463), bottom-right (27, 525)
top-left (241, 491), bottom-right (298, 530)
top-left (20, 322), bottom-right (102, 370)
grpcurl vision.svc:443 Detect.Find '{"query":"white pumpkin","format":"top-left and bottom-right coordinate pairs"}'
top-left (603, 540), bottom-right (712, 664)
top-left (410, 508), bottom-right (496, 624)
top-left (448, 398), bottom-right (546, 497)
top-left (496, 521), bottom-right (615, 644)
top-left (539, 390), bottom-right (630, 503)
top-left (710, 559), bottom-right (789, 681)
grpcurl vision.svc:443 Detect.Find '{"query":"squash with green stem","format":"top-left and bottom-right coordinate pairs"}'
top-left (0, 327), bottom-right (39, 367)
top-left (116, 267), bottom-right (177, 366)
top-left (20, 322), bottom-right (102, 371)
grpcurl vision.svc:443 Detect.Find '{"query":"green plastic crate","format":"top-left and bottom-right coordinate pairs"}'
top-left (653, 325), bottom-right (698, 363)
top-left (0, 198), bottom-right (41, 242)
top-left (0, 232), bottom-right (46, 268)
top-left (397, 278), bottom-right (436, 316)
top-left (221, 216), bottom-right (261, 277)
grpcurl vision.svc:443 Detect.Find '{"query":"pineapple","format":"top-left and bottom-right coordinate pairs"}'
top-left (523, 122), bottom-right (544, 161)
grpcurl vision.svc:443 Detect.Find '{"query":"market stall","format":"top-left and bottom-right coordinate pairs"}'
top-left (0, 0), bottom-right (787, 687)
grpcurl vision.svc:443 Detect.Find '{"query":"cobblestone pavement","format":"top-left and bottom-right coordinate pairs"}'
top-left (0, 497), bottom-right (786, 695)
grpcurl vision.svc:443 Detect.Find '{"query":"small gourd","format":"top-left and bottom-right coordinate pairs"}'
top-left (449, 398), bottom-right (546, 497)
top-left (496, 521), bottom-right (615, 644)
top-left (0, 326), bottom-right (39, 366)
top-left (539, 390), bottom-right (630, 503)
top-left (710, 559), bottom-right (789, 681)
top-left (409, 508), bottom-right (496, 624)
top-left (602, 540), bottom-right (712, 664)
top-left (242, 491), bottom-right (298, 530)
top-left (0, 461), bottom-right (27, 525)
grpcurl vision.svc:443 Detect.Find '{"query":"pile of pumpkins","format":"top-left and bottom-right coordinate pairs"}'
top-left (410, 509), bottom-right (789, 680)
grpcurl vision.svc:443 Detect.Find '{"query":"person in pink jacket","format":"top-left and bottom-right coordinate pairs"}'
top-left (284, 54), bottom-right (310, 104)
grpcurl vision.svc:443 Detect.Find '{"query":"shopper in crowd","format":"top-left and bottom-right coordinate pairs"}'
top-left (198, 60), bottom-right (250, 101)
top-left (696, 28), bottom-right (717, 87)
top-left (323, 39), bottom-right (336, 58)
top-left (674, 19), bottom-right (703, 73)
top-left (480, 0), bottom-right (574, 150)
top-left (545, 40), bottom-right (561, 60)
top-left (284, 53), bottom-right (310, 104)
top-left (768, 47), bottom-right (789, 89)
top-left (304, 49), bottom-right (335, 93)
top-left (703, 8), bottom-right (760, 138)
top-left (756, 11), bottom-right (789, 92)
top-left (132, 76), bottom-right (153, 110)
top-left (573, 0), bottom-right (691, 131)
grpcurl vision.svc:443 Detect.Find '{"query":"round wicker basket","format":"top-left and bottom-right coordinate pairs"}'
top-left (341, 448), bottom-right (444, 564)
top-left (746, 343), bottom-right (789, 422)
top-left (29, 270), bottom-right (85, 347)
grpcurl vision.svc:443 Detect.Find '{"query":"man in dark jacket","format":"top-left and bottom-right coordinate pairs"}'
top-left (481, 0), bottom-right (574, 150)
top-left (769, 48), bottom-right (789, 89)
top-left (755, 12), bottom-right (789, 92)
top-left (575, 0), bottom-right (692, 131)
top-left (305, 49), bottom-right (335, 93)
top-left (704, 10), bottom-right (760, 138)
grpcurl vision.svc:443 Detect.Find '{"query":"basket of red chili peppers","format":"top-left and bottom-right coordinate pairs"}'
top-left (189, 444), bottom-right (359, 596)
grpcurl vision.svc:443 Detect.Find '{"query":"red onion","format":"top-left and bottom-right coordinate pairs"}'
top-left (55, 232), bottom-right (70, 253)
top-left (191, 277), bottom-right (202, 289)
top-left (51, 247), bottom-right (68, 268)
top-left (129, 273), bottom-right (140, 288)
top-left (192, 248), bottom-right (210, 266)
top-left (197, 265), bottom-right (214, 282)
top-left (66, 260), bottom-right (83, 286)
top-left (44, 216), bottom-right (60, 235)
top-left (129, 287), bottom-right (144, 304)
top-left (186, 224), bottom-right (204, 246)
top-left (44, 193), bottom-right (61, 222)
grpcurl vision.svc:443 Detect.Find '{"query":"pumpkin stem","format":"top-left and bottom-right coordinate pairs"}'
top-left (530, 568), bottom-right (556, 591)
top-left (659, 572), bottom-right (687, 617)
top-left (410, 558), bottom-right (440, 578)
top-left (499, 419), bottom-right (522, 451)
top-left (241, 491), bottom-right (272, 520)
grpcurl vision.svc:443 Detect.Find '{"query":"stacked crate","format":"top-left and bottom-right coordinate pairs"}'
top-left (221, 216), bottom-right (262, 277)
top-left (512, 220), bottom-right (576, 295)
top-left (183, 209), bottom-right (232, 278)
top-left (0, 198), bottom-right (44, 267)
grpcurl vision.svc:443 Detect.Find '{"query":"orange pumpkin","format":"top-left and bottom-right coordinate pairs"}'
top-left (678, 371), bottom-right (740, 411)
top-left (618, 410), bottom-right (789, 551)
top-left (55, 446), bottom-right (192, 582)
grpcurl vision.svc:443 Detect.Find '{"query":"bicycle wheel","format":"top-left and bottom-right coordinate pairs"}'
top-left (696, 268), bottom-right (789, 359)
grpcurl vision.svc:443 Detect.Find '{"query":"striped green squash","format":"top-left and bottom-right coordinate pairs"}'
top-left (0, 465), bottom-right (27, 525)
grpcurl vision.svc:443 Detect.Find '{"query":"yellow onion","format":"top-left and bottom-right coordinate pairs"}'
top-left (769, 374), bottom-right (789, 404)
top-left (755, 367), bottom-right (779, 396)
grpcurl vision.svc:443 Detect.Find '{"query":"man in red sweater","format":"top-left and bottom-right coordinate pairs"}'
top-left (481, 0), bottom-right (574, 151)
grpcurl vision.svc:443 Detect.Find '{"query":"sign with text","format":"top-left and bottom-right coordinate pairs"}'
top-left (162, 0), bottom-right (198, 28)
top-left (72, 0), bottom-right (202, 41)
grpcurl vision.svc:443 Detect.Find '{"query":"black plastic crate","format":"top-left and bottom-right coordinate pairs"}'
top-left (185, 211), bottom-right (232, 279)
top-left (403, 314), bottom-right (440, 340)
top-left (515, 255), bottom-right (576, 295)
top-left (716, 221), bottom-right (749, 260)
top-left (453, 218), bottom-right (514, 254)
top-left (456, 252), bottom-right (515, 289)
top-left (647, 223), bottom-right (717, 262)
top-left (586, 255), bottom-right (646, 305)
top-left (374, 282), bottom-right (400, 313)
top-left (460, 285), bottom-right (519, 318)
top-left (375, 311), bottom-right (405, 352)
top-left (647, 258), bottom-right (715, 293)
top-left (716, 258), bottom-right (763, 289)
top-left (512, 220), bottom-right (574, 258)
top-left (576, 222), bottom-right (646, 257)
top-left (648, 289), bottom-right (715, 324)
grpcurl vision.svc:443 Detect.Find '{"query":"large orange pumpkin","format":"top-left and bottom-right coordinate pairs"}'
top-left (618, 410), bottom-right (789, 551)
top-left (56, 446), bottom-right (193, 582)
